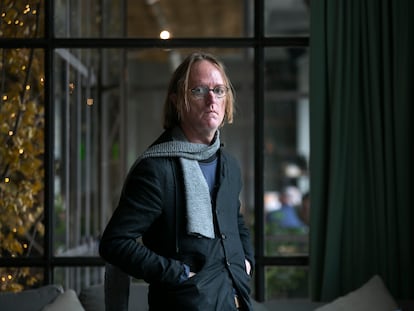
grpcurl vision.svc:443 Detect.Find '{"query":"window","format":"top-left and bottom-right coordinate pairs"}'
top-left (0, 0), bottom-right (309, 300)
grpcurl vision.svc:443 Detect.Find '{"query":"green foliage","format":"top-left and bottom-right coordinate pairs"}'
top-left (265, 223), bottom-right (309, 298)
top-left (0, 0), bottom-right (45, 292)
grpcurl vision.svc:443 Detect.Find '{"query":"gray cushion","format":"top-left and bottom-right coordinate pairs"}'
top-left (0, 284), bottom-right (63, 311)
top-left (42, 289), bottom-right (85, 311)
top-left (315, 275), bottom-right (398, 311)
top-left (79, 283), bottom-right (148, 311)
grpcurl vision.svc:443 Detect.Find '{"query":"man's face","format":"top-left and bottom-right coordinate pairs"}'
top-left (179, 60), bottom-right (226, 144)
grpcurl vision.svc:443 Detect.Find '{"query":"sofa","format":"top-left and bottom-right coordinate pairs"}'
top-left (0, 281), bottom-right (322, 311)
top-left (0, 274), bottom-right (411, 311)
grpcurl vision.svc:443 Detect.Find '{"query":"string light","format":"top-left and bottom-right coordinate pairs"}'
top-left (8, 130), bottom-right (14, 136)
top-left (4, 177), bottom-right (10, 183)
top-left (86, 98), bottom-right (94, 106)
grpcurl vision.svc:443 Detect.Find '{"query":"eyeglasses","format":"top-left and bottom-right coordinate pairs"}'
top-left (190, 85), bottom-right (229, 98)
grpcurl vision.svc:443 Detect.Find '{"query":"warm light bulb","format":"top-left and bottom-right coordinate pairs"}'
top-left (160, 30), bottom-right (170, 39)
top-left (7, 275), bottom-right (12, 280)
top-left (19, 148), bottom-right (24, 154)
top-left (25, 85), bottom-right (30, 90)
top-left (5, 177), bottom-right (10, 183)
top-left (2, 95), bottom-right (7, 101)
top-left (87, 98), bottom-right (94, 106)
top-left (8, 130), bottom-right (13, 136)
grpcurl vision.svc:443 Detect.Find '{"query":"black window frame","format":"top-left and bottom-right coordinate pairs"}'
top-left (0, 0), bottom-right (309, 301)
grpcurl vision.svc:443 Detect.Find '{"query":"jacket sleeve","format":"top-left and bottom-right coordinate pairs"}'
top-left (99, 158), bottom-right (184, 285)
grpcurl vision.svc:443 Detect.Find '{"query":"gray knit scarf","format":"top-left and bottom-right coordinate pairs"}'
top-left (139, 127), bottom-right (220, 239)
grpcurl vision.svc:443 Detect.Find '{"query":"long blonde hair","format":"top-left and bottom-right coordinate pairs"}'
top-left (163, 52), bottom-right (235, 129)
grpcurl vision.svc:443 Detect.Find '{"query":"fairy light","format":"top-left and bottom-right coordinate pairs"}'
top-left (1, 276), bottom-right (5, 282)
top-left (23, 5), bottom-right (31, 14)
top-left (19, 148), bottom-right (24, 154)
top-left (4, 177), bottom-right (10, 183)
top-left (2, 95), bottom-right (7, 101)
top-left (8, 130), bottom-right (14, 136)
top-left (7, 275), bottom-right (12, 280)
top-left (25, 84), bottom-right (30, 90)
top-left (86, 98), bottom-right (94, 106)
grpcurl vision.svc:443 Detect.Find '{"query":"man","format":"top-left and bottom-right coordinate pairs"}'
top-left (99, 52), bottom-right (255, 310)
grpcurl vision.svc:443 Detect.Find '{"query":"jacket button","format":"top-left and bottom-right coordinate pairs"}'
top-left (226, 260), bottom-right (231, 266)
top-left (221, 233), bottom-right (226, 239)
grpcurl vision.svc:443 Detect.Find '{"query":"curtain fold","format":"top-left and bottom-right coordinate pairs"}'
top-left (309, 0), bottom-right (413, 301)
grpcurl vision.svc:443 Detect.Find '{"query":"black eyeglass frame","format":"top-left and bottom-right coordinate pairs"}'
top-left (190, 85), bottom-right (229, 98)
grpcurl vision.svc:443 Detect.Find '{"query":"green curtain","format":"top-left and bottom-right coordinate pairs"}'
top-left (309, 0), bottom-right (414, 301)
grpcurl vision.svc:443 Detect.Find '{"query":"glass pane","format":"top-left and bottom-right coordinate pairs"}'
top-left (264, 47), bottom-right (309, 256)
top-left (0, 267), bottom-right (44, 291)
top-left (265, 0), bottom-right (309, 36)
top-left (54, 266), bottom-right (104, 292)
top-left (265, 266), bottom-right (308, 299)
top-left (53, 48), bottom-right (121, 256)
top-left (0, 48), bottom-right (45, 258)
top-left (0, 0), bottom-right (44, 38)
top-left (54, 0), bottom-right (252, 38)
top-left (53, 48), bottom-right (255, 255)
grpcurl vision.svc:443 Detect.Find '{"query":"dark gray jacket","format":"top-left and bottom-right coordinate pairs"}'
top-left (99, 130), bottom-right (255, 311)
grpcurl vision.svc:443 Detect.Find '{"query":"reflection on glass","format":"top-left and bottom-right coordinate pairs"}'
top-left (53, 48), bottom-right (122, 256)
top-left (265, 0), bottom-right (309, 36)
top-left (263, 47), bottom-right (309, 256)
top-left (0, 48), bottom-right (45, 258)
top-left (265, 266), bottom-right (309, 299)
top-left (54, 0), bottom-right (250, 38)
top-left (0, 267), bottom-right (44, 291)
